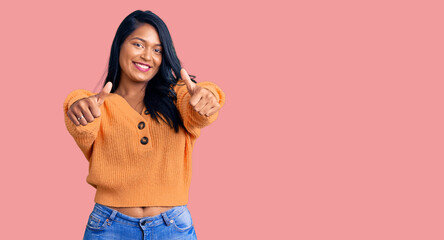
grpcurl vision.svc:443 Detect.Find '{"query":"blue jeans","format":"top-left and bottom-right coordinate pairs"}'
top-left (83, 203), bottom-right (197, 240)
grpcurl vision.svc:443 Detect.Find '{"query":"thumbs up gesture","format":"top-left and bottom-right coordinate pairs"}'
top-left (67, 81), bottom-right (112, 126)
top-left (180, 68), bottom-right (220, 117)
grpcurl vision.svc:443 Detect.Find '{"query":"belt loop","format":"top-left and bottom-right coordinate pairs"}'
top-left (107, 209), bottom-right (118, 225)
top-left (110, 210), bottom-right (117, 220)
top-left (161, 212), bottom-right (171, 226)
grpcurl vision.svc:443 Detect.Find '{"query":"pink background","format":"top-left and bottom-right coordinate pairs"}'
top-left (1, 0), bottom-right (443, 239)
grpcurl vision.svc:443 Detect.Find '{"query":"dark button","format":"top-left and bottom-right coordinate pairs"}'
top-left (144, 110), bottom-right (149, 115)
top-left (138, 121), bottom-right (145, 129)
top-left (141, 220), bottom-right (152, 226)
top-left (140, 136), bottom-right (148, 145)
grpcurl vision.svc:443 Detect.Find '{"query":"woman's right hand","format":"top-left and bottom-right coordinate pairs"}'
top-left (67, 82), bottom-right (113, 126)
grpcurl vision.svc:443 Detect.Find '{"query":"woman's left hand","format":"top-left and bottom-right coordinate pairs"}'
top-left (180, 68), bottom-right (221, 117)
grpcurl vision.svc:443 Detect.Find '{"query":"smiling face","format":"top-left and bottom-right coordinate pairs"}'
top-left (119, 23), bottom-right (163, 84)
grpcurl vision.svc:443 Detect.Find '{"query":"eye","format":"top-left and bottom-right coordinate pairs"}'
top-left (133, 43), bottom-right (143, 48)
top-left (154, 48), bottom-right (162, 53)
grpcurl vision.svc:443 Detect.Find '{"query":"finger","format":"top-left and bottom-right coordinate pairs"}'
top-left (88, 98), bottom-right (102, 118)
top-left (205, 105), bottom-right (220, 117)
top-left (80, 107), bottom-right (95, 123)
top-left (180, 68), bottom-right (195, 95)
top-left (196, 94), bottom-right (218, 116)
top-left (198, 101), bottom-right (214, 116)
top-left (193, 97), bottom-right (209, 113)
top-left (74, 105), bottom-right (95, 126)
top-left (72, 108), bottom-right (88, 126)
top-left (189, 89), bottom-right (204, 107)
top-left (190, 87), bottom-right (213, 107)
top-left (97, 81), bottom-right (113, 105)
top-left (67, 111), bottom-right (80, 126)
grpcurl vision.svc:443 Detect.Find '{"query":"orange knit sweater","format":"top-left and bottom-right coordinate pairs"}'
top-left (63, 80), bottom-right (225, 207)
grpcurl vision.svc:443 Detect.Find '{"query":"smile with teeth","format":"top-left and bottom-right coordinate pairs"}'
top-left (134, 62), bottom-right (150, 69)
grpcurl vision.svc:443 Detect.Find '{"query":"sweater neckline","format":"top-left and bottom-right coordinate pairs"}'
top-left (110, 93), bottom-right (146, 119)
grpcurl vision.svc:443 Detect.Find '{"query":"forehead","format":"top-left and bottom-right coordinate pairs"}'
top-left (127, 23), bottom-right (160, 43)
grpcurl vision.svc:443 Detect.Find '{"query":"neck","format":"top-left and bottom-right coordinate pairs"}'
top-left (115, 79), bottom-right (147, 100)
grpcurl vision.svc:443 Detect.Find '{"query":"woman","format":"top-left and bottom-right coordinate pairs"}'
top-left (63, 10), bottom-right (225, 239)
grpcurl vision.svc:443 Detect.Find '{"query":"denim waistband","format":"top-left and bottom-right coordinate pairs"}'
top-left (92, 202), bottom-right (187, 228)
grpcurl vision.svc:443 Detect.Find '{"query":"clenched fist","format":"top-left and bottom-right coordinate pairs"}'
top-left (180, 68), bottom-right (220, 117)
top-left (67, 82), bottom-right (113, 126)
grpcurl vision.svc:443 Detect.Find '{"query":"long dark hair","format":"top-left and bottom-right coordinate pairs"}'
top-left (97, 10), bottom-right (196, 133)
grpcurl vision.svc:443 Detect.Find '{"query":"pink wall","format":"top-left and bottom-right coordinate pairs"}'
top-left (1, 0), bottom-right (443, 239)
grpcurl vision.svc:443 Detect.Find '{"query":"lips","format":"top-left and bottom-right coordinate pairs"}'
top-left (133, 61), bottom-right (151, 67)
top-left (133, 62), bottom-right (151, 72)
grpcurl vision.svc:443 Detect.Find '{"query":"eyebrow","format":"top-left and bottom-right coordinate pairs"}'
top-left (130, 37), bottom-right (162, 46)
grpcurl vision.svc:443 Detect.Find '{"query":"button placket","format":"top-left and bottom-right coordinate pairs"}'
top-left (138, 120), bottom-right (149, 145)
top-left (112, 95), bottom-right (151, 148)
top-left (139, 106), bottom-right (153, 151)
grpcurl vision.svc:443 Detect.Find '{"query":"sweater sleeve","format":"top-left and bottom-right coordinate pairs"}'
top-left (173, 80), bottom-right (226, 138)
top-left (63, 89), bottom-right (102, 160)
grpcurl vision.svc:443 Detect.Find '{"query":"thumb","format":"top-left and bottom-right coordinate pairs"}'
top-left (96, 81), bottom-right (112, 106)
top-left (180, 68), bottom-right (195, 95)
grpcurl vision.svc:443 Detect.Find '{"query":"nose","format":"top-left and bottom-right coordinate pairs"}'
top-left (141, 49), bottom-right (152, 61)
